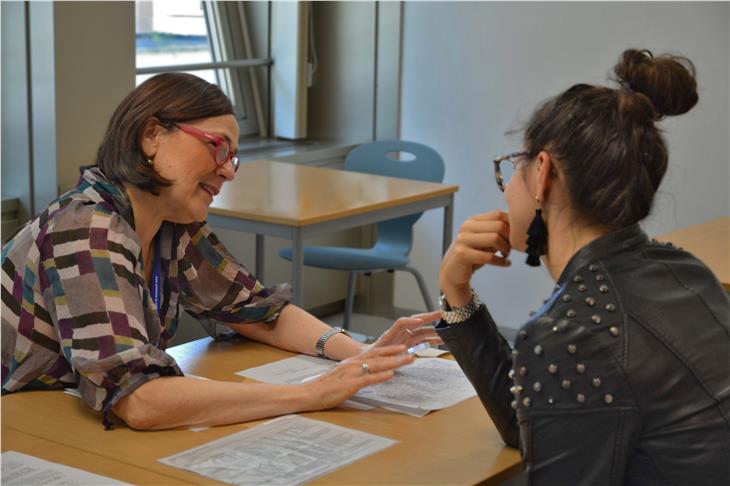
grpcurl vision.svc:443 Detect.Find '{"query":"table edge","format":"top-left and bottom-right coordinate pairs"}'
top-left (209, 185), bottom-right (459, 227)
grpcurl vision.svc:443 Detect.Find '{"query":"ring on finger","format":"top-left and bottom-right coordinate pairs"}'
top-left (361, 362), bottom-right (370, 375)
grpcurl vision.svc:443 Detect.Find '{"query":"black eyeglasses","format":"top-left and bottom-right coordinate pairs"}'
top-left (493, 151), bottom-right (528, 192)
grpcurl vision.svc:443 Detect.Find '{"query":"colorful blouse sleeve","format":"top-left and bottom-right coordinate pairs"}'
top-left (177, 222), bottom-right (292, 324)
top-left (39, 202), bottom-right (183, 427)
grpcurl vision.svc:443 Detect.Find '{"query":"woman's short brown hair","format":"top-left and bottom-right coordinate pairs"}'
top-left (96, 73), bottom-right (234, 195)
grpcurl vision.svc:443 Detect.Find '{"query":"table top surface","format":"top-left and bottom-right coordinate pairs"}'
top-left (655, 217), bottom-right (730, 291)
top-left (208, 160), bottom-right (459, 227)
top-left (2, 338), bottom-right (521, 485)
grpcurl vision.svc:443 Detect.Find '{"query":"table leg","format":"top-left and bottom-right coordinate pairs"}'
top-left (255, 234), bottom-right (265, 283)
top-left (292, 229), bottom-right (304, 306)
top-left (443, 194), bottom-right (454, 255)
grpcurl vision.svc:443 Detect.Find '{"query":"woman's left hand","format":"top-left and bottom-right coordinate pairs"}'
top-left (367, 310), bottom-right (444, 350)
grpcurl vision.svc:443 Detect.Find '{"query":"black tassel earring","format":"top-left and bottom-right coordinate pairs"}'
top-left (525, 202), bottom-right (548, 267)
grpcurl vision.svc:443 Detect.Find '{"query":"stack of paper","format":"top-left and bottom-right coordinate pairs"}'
top-left (350, 358), bottom-right (477, 416)
top-left (236, 354), bottom-right (476, 417)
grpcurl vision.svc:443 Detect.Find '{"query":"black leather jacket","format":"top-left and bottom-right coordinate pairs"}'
top-left (436, 224), bottom-right (730, 485)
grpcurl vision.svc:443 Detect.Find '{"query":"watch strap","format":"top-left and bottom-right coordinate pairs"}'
top-left (315, 327), bottom-right (348, 358)
top-left (440, 288), bottom-right (482, 325)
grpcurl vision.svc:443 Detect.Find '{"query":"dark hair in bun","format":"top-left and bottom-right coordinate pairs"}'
top-left (614, 49), bottom-right (698, 119)
top-left (523, 49), bottom-right (699, 229)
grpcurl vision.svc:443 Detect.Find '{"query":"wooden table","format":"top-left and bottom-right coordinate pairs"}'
top-left (655, 217), bottom-right (730, 291)
top-left (207, 160), bottom-right (459, 305)
top-left (2, 338), bottom-right (522, 485)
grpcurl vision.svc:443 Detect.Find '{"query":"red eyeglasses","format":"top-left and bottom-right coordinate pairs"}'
top-left (175, 123), bottom-right (240, 173)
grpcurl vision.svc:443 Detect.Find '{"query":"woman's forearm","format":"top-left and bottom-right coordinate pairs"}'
top-left (112, 376), bottom-right (319, 430)
top-left (230, 305), bottom-right (365, 360)
top-left (113, 343), bottom-right (416, 431)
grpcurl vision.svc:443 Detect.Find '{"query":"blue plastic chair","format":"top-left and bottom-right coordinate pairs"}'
top-left (278, 140), bottom-right (445, 329)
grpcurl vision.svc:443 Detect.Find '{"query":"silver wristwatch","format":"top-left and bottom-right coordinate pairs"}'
top-left (439, 288), bottom-right (482, 325)
top-left (315, 327), bottom-right (349, 359)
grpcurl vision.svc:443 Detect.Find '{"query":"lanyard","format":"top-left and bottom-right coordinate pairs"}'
top-left (151, 234), bottom-right (162, 319)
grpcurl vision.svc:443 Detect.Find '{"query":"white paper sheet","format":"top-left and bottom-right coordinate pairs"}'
top-left (236, 355), bottom-right (334, 384)
top-left (235, 355), bottom-right (374, 410)
top-left (235, 354), bottom-right (475, 416)
top-left (347, 396), bottom-right (431, 417)
top-left (415, 346), bottom-right (450, 358)
top-left (158, 415), bottom-right (397, 486)
top-left (63, 387), bottom-right (82, 398)
top-left (1, 451), bottom-right (130, 486)
top-left (352, 358), bottom-right (476, 412)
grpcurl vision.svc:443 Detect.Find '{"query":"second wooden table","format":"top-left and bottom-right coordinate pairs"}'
top-left (207, 160), bottom-right (459, 305)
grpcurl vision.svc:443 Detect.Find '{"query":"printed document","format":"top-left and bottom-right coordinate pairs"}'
top-left (1, 451), bottom-right (129, 486)
top-left (236, 355), bottom-right (333, 384)
top-left (353, 357), bottom-right (476, 413)
top-left (235, 356), bottom-right (373, 410)
top-left (158, 414), bottom-right (397, 485)
top-left (236, 355), bottom-right (476, 416)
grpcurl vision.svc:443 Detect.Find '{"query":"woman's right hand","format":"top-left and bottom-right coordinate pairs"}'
top-left (439, 210), bottom-right (512, 306)
top-left (304, 345), bottom-right (414, 410)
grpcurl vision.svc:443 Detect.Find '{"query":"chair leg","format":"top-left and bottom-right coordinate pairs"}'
top-left (343, 271), bottom-right (357, 330)
top-left (402, 267), bottom-right (435, 312)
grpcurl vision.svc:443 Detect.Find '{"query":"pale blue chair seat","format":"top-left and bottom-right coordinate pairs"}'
top-left (278, 140), bottom-right (445, 329)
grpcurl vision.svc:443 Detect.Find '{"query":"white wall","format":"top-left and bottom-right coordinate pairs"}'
top-left (2, 2), bottom-right (32, 220)
top-left (54, 2), bottom-right (135, 193)
top-left (308, 1), bottom-right (377, 143)
top-left (397, 2), bottom-right (730, 329)
top-left (2, 2), bottom-right (58, 220)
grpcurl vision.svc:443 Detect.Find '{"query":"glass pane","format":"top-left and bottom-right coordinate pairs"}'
top-left (498, 160), bottom-right (516, 189)
top-left (135, 0), bottom-right (216, 85)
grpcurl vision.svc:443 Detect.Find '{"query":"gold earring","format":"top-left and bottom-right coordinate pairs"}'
top-left (147, 158), bottom-right (154, 165)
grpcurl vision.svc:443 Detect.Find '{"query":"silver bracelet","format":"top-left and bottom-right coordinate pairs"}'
top-left (315, 327), bottom-right (347, 358)
top-left (439, 288), bottom-right (482, 325)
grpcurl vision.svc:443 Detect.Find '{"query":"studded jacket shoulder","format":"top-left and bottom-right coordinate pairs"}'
top-left (436, 224), bottom-right (730, 485)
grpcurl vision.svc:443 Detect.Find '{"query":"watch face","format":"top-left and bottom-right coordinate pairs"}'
top-left (438, 294), bottom-right (449, 310)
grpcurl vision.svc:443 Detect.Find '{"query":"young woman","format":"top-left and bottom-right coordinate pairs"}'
top-left (436, 49), bottom-right (729, 484)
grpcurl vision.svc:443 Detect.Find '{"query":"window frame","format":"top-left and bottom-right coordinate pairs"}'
top-left (134, 1), bottom-right (270, 138)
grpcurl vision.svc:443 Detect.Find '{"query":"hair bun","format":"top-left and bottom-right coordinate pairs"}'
top-left (614, 49), bottom-right (698, 118)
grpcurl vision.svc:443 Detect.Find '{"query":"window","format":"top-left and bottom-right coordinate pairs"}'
top-left (135, 1), bottom-right (216, 86)
top-left (135, 1), bottom-right (308, 141)
top-left (135, 1), bottom-right (268, 137)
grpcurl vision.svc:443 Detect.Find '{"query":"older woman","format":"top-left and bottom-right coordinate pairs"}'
top-left (436, 49), bottom-right (729, 484)
top-left (1, 73), bottom-right (441, 431)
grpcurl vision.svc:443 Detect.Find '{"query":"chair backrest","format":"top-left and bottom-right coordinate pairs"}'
top-left (345, 140), bottom-right (445, 183)
top-left (344, 140), bottom-right (445, 256)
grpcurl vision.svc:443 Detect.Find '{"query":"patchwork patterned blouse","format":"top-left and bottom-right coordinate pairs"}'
top-left (1, 166), bottom-right (291, 427)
